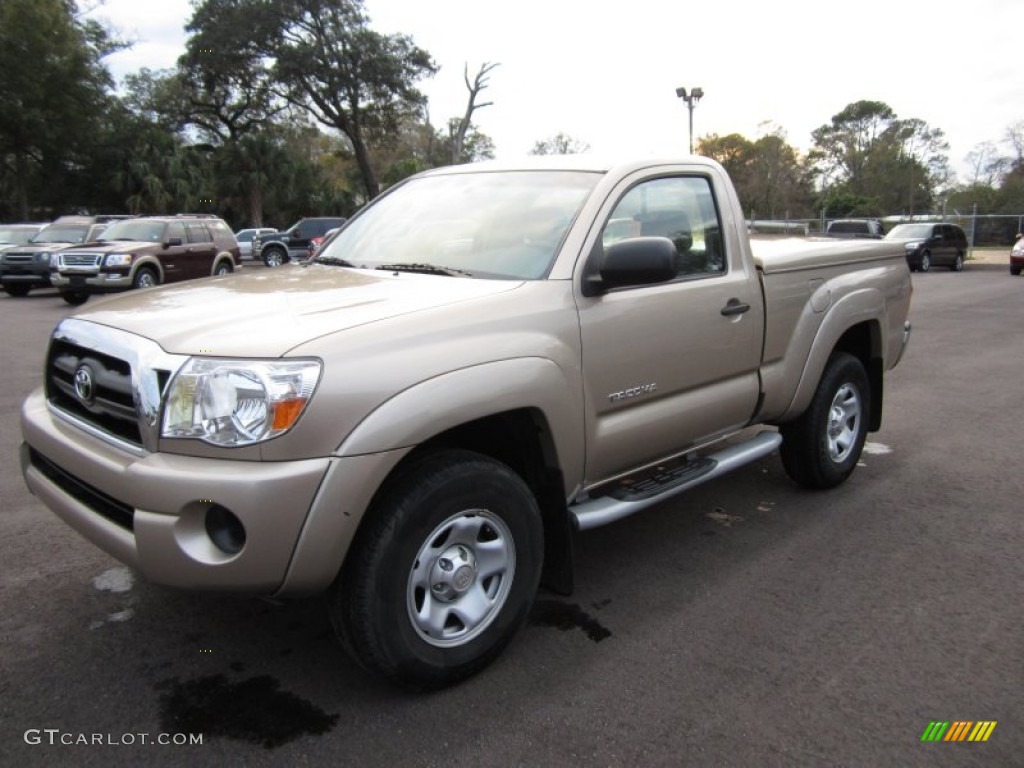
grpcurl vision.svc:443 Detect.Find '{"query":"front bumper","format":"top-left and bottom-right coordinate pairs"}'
top-left (53, 272), bottom-right (131, 292)
top-left (0, 266), bottom-right (51, 286)
top-left (20, 388), bottom-right (409, 596)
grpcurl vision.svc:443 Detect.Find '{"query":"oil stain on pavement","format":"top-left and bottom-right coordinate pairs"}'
top-left (156, 674), bottom-right (338, 748)
top-left (530, 599), bottom-right (612, 642)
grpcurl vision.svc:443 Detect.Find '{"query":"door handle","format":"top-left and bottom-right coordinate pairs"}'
top-left (721, 299), bottom-right (751, 317)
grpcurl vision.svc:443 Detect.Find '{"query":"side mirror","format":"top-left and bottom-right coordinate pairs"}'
top-left (292, 229), bottom-right (303, 240)
top-left (165, 237), bottom-right (183, 247)
top-left (583, 237), bottom-right (679, 296)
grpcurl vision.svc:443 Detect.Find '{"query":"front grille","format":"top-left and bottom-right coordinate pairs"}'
top-left (29, 448), bottom-right (135, 531)
top-left (47, 339), bottom-right (142, 447)
top-left (3, 252), bottom-right (32, 263)
top-left (60, 253), bottom-right (102, 268)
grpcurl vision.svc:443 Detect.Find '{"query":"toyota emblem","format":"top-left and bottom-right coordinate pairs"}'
top-left (74, 365), bottom-right (94, 403)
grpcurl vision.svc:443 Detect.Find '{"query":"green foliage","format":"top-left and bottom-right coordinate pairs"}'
top-left (267, 0), bottom-right (438, 200)
top-left (529, 133), bottom-right (590, 156)
top-left (0, 0), bottom-right (122, 218)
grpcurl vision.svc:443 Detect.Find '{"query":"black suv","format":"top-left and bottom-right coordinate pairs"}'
top-left (0, 215), bottom-right (129, 297)
top-left (254, 217), bottom-right (347, 267)
top-left (884, 222), bottom-right (968, 272)
top-left (53, 214), bottom-right (241, 305)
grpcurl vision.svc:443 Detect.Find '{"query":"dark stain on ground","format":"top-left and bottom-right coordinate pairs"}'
top-left (156, 674), bottom-right (338, 749)
top-left (530, 599), bottom-right (612, 642)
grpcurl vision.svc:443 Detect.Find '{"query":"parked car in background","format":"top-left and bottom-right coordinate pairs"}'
top-left (0, 215), bottom-right (128, 297)
top-left (52, 214), bottom-right (241, 305)
top-left (884, 222), bottom-right (968, 272)
top-left (824, 219), bottom-right (884, 239)
top-left (235, 227), bottom-right (277, 260)
top-left (306, 227), bottom-right (340, 257)
top-left (0, 223), bottom-right (47, 252)
top-left (254, 217), bottom-right (347, 266)
top-left (1011, 234), bottom-right (1024, 276)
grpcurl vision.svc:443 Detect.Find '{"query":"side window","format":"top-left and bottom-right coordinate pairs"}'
top-left (186, 223), bottom-right (211, 244)
top-left (600, 176), bottom-right (724, 278)
top-left (167, 222), bottom-right (186, 243)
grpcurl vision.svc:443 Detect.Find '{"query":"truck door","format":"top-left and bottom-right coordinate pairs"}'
top-left (575, 172), bottom-right (764, 486)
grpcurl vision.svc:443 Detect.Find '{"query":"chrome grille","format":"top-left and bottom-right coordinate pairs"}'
top-left (45, 319), bottom-right (188, 453)
top-left (60, 253), bottom-right (102, 267)
top-left (47, 339), bottom-right (141, 446)
top-left (3, 251), bottom-right (33, 263)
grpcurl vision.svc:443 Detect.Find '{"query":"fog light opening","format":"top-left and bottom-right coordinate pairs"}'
top-left (204, 504), bottom-right (246, 555)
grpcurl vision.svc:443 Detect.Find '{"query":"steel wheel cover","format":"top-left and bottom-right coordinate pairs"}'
top-left (406, 509), bottom-right (516, 648)
top-left (827, 382), bottom-right (862, 462)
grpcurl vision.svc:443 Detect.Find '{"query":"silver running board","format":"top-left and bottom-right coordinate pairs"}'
top-left (570, 431), bottom-right (783, 531)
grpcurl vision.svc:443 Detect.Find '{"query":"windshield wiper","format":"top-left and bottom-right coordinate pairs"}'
top-left (376, 263), bottom-right (473, 277)
top-left (310, 256), bottom-right (356, 267)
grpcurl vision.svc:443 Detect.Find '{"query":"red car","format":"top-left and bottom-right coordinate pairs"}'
top-left (306, 227), bottom-right (340, 257)
top-left (1011, 234), bottom-right (1024, 276)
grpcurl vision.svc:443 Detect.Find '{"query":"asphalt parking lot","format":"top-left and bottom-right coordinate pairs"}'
top-left (1, 262), bottom-right (1021, 767)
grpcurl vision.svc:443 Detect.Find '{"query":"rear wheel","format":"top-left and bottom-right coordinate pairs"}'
top-left (1011, 264), bottom-right (1021, 276)
top-left (262, 245), bottom-right (287, 267)
top-left (919, 252), bottom-right (931, 272)
top-left (61, 291), bottom-right (89, 306)
top-left (780, 352), bottom-right (870, 489)
top-left (330, 450), bottom-right (543, 690)
top-left (951, 252), bottom-right (963, 272)
top-left (214, 261), bottom-right (233, 276)
top-left (3, 284), bottom-right (30, 297)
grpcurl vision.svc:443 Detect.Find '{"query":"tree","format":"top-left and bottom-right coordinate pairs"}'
top-left (267, 0), bottom-right (437, 201)
top-left (448, 62), bottom-right (498, 165)
top-left (529, 133), bottom-right (590, 156)
top-left (0, 0), bottom-right (123, 218)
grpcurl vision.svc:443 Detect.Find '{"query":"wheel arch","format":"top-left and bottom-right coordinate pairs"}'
top-left (130, 258), bottom-right (164, 283)
top-left (776, 291), bottom-right (887, 431)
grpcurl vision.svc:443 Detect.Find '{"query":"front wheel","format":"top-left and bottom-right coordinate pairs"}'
top-left (919, 252), bottom-right (931, 272)
top-left (61, 291), bottom-right (89, 306)
top-left (132, 267), bottom-right (157, 289)
top-left (3, 284), bottom-right (30, 297)
top-left (1011, 264), bottom-right (1021, 276)
top-left (330, 450), bottom-right (544, 690)
top-left (779, 352), bottom-right (870, 489)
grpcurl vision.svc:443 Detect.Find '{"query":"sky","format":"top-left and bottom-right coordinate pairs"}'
top-left (91, 0), bottom-right (1024, 181)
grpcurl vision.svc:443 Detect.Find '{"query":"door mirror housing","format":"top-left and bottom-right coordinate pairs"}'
top-left (583, 237), bottom-right (679, 296)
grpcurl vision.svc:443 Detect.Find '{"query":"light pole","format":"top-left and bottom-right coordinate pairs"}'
top-left (675, 86), bottom-right (704, 154)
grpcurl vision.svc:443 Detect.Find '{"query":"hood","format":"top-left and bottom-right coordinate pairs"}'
top-left (74, 264), bottom-right (523, 356)
top-left (62, 241), bottom-right (155, 254)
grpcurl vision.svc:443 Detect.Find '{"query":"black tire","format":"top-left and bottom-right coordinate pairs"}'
top-left (262, 245), bottom-right (287, 267)
top-left (132, 267), bottom-right (158, 289)
top-left (61, 291), bottom-right (89, 306)
top-left (919, 252), bottom-right (931, 272)
top-left (3, 284), bottom-right (30, 297)
top-left (1011, 264), bottom-right (1021, 276)
top-left (330, 449), bottom-right (544, 690)
top-left (214, 260), bottom-right (233, 276)
top-left (951, 252), bottom-right (963, 272)
top-left (779, 352), bottom-right (870, 490)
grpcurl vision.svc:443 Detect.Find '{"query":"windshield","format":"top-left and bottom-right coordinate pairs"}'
top-left (0, 227), bottom-right (37, 244)
top-left (885, 224), bottom-right (933, 240)
top-left (316, 170), bottom-right (600, 279)
top-left (100, 220), bottom-right (166, 242)
top-left (30, 225), bottom-right (90, 244)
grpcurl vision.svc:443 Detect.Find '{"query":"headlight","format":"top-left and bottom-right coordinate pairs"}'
top-left (904, 241), bottom-right (921, 250)
top-left (104, 253), bottom-right (134, 267)
top-left (36, 251), bottom-right (52, 262)
top-left (162, 358), bottom-right (322, 446)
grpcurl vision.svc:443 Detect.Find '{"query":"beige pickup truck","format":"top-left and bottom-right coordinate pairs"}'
top-left (20, 157), bottom-right (912, 689)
